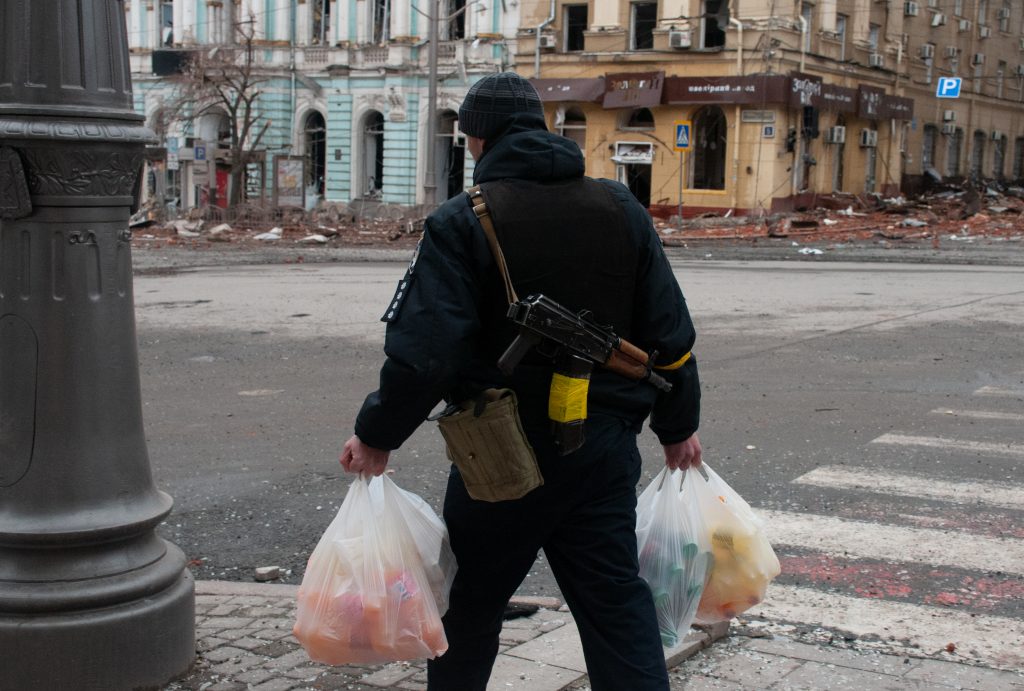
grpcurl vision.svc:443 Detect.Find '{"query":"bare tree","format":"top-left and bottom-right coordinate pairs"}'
top-left (167, 17), bottom-right (271, 211)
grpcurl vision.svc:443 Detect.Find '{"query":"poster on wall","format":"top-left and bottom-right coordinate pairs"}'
top-left (274, 155), bottom-right (305, 207)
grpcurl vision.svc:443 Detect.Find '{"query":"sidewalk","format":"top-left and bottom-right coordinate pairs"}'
top-left (165, 580), bottom-right (729, 691)
top-left (165, 580), bottom-right (1024, 691)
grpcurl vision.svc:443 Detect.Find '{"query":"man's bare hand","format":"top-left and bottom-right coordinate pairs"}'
top-left (339, 435), bottom-right (390, 476)
top-left (663, 433), bottom-right (702, 471)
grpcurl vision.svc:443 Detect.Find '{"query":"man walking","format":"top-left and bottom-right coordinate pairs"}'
top-left (341, 72), bottom-right (702, 691)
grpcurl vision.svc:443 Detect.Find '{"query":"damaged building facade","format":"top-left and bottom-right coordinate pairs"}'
top-left (127, 0), bottom-right (517, 210)
top-left (521, 0), bottom-right (1024, 216)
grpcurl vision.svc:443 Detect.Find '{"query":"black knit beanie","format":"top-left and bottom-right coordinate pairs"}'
top-left (458, 72), bottom-right (545, 141)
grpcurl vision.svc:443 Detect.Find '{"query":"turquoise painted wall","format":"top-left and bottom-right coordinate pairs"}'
top-left (381, 91), bottom-right (419, 205)
top-left (326, 92), bottom-right (353, 202)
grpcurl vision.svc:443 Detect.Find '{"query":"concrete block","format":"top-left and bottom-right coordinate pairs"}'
top-left (361, 663), bottom-right (418, 687)
top-left (904, 658), bottom-right (1024, 690)
top-left (743, 637), bottom-right (920, 677)
top-left (782, 661), bottom-right (909, 690)
top-left (503, 622), bottom-right (587, 673)
top-left (203, 645), bottom-right (250, 663)
top-left (486, 653), bottom-right (585, 691)
top-left (509, 595), bottom-right (563, 610)
top-left (704, 650), bottom-right (804, 687)
top-left (665, 631), bottom-right (710, 668)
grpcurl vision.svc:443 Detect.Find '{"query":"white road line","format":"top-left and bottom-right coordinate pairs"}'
top-left (974, 385), bottom-right (1024, 398)
top-left (759, 510), bottom-right (1024, 576)
top-left (750, 584), bottom-right (1024, 671)
top-left (931, 408), bottom-right (1024, 423)
top-left (792, 466), bottom-right (1024, 511)
top-left (871, 433), bottom-right (1024, 460)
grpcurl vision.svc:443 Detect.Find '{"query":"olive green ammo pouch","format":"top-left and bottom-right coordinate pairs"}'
top-left (434, 388), bottom-right (543, 502)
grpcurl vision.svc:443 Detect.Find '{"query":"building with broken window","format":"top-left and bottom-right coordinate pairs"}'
top-left (521, 0), bottom-right (1024, 216)
top-left (127, 0), bottom-right (516, 212)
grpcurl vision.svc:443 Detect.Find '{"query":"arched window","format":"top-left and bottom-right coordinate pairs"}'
top-left (970, 129), bottom-right (986, 178)
top-left (1013, 137), bottom-right (1024, 180)
top-left (993, 135), bottom-right (1006, 179)
top-left (361, 111), bottom-right (385, 197)
top-left (303, 111), bottom-right (327, 197)
top-left (621, 107), bottom-right (654, 130)
top-left (947, 128), bottom-right (964, 177)
top-left (438, 110), bottom-right (465, 200)
top-left (922, 124), bottom-right (938, 172)
top-left (692, 106), bottom-right (727, 190)
top-left (557, 106), bottom-right (587, 156)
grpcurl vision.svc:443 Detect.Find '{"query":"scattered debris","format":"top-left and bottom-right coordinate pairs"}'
top-left (253, 227), bottom-right (283, 241)
top-left (798, 247), bottom-right (824, 255)
top-left (254, 566), bottom-right (281, 582)
top-left (297, 234), bottom-right (328, 244)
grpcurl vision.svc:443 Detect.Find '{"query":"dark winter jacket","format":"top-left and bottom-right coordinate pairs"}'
top-left (355, 118), bottom-right (700, 450)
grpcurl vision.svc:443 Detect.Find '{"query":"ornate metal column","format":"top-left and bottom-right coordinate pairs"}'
top-left (0, 1), bottom-right (195, 688)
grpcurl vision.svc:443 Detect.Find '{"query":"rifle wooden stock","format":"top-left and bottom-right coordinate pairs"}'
top-left (604, 347), bottom-right (649, 381)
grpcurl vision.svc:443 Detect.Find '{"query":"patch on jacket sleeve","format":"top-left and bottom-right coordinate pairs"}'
top-left (381, 273), bottom-right (413, 322)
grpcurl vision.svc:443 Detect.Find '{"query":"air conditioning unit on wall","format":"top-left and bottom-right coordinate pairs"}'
top-left (824, 126), bottom-right (847, 144)
top-left (944, 45), bottom-right (959, 58)
top-left (669, 29), bottom-right (692, 49)
top-left (979, 25), bottom-right (992, 39)
top-left (932, 13), bottom-right (947, 27)
top-left (972, 52), bottom-right (986, 65)
top-left (869, 53), bottom-right (885, 68)
top-left (958, 19), bottom-right (972, 32)
top-left (905, 1), bottom-right (920, 16)
top-left (943, 109), bottom-right (957, 121)
top-left (538, 34), bottom-right (556, 49)
top-left (920, 44), bottom-right (935, 59)
top-left (860, 129), bottom-right (878, 148)
top-left (941, 123), bottom-right (957, 135)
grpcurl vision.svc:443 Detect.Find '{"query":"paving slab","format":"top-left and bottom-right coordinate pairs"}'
top-left (903, 658), bottom-right (1024, 690)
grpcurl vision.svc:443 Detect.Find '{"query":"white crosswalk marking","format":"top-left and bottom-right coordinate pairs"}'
top-left (749, 584), bottom-right (1024, 670)
top-left (974, 385), bottom-right (1024, 397)
top-left (760, 510), bottom-right (1024, 576)
top-left (871, 433), bottom-right (1024, 460)
top-left (792, 466), bottom-right (1024, 511)
top-left (931, 408), bottom-right (1024, 423)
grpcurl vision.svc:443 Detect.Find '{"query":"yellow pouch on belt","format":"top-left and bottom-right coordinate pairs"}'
top-left (436, 389), bottom-right (543, 502)
top-left (548, 373), bottom-right (589, 423)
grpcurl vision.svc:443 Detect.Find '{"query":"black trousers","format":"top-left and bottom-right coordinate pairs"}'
top-left (427, 418), bottom-right (669, 691)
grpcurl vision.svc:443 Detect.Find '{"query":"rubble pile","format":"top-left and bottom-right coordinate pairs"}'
top-left (131, 182), bottom-right (1024, 253)
top-left (655, 184), bottom-right (1024, 248)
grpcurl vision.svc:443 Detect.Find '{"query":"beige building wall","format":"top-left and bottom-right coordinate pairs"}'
top-left (518, 0), bottom-right (1024, 214)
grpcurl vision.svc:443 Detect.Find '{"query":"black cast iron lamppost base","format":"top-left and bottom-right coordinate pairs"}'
top-left (0, 1), bottom-right (195, 688)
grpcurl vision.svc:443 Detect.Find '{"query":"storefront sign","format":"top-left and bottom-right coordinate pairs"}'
top-left (787, 73), bottom-right (856, 112)
top-left (663, 76), bottom-right (789, 105)
top-left (741, 109), bottom-right (776, 123)
top-left (611, 141), bottom-right (654, 164)
top-left (604, 71), bottom-right (664, 109)
top-left (879, 94), bottom-right (914, 120)
top-left (858, 85), bottom-right (885, 120)
top-left (531, 78), bottom-right (606, 103)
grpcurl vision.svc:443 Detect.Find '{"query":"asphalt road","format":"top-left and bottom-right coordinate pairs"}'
top-left (134, 250), bottom-right (1024, 661)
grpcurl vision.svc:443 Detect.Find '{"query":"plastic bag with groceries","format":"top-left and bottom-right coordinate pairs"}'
top-left (636, 467), bottom-right (713, 647)
top-left (293, 474), bottom-right (456, 665)
top-left (689, 463), bottom-right (781, 623)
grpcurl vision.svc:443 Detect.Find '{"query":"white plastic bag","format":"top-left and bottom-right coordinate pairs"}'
top-left (688, 463), bottom-right (781, 623)
top-left (636, 467), bottom-right (713, 647)
top-left (293, 474), bottom-right (456, 664)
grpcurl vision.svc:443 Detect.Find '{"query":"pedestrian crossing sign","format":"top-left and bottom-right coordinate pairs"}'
top-left (674, 121), bottom-right (692, 151)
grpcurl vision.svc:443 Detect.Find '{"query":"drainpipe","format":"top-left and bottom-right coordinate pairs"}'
top-left (730, 17), bottom-right (743, 213)
top-left (290, 0), bottom-right (297, 156)
top-left (424, 0), bottom-right (440, 206)
top-left (534, 0), bottom-right (556, 78)
top-left (797, 14), bottom-right (807, 73)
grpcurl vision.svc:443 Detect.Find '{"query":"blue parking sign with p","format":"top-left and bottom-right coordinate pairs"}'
top-left (937, 77), bottom-right (962, 99)
top-left (674, 121), bottom-right (692, 151)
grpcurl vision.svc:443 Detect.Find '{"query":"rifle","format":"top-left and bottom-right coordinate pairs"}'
top-left (498, 294), bottom-right (672, 455)
top-left (499, 294), bottom-right (672, 391)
